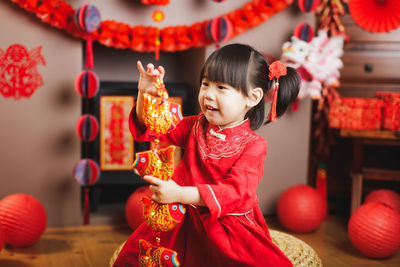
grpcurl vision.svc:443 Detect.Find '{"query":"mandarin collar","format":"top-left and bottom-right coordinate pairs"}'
top-left (208, 119), bottom-right (250, 140)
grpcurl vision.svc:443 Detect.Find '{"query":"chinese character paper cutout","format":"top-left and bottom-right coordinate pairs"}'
top-left (0, 44), bottom-right (46, 100)
top-left (100, 96), bottom-right (135, 170)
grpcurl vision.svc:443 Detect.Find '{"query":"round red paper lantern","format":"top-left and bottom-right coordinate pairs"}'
top-left (73, 159), bottom-right (100, 187)
top-left (125, 186), bottom-right (153, 230)
top-left (76, 114), bottom-right (99, 142)
top-left (0, 194), bottom-right (47, 247)
top-left (298, 0), bottom-right (320, 13)
top-left (277, 185), bottom-right (326, 233)
top-left (348, 202), bottom-right (400, 258)
top-left (0, 221), bottom-right (4, 252)
top-left (364, 189), bottom-right (400, 213)
top-left (293, 23), bottom-right (314, 42)
top-left (206, 16), bottom-right (232, 44)
top-left (75, 70), bottom-right (99, 98)
top-left (74, 4), bottom-right (101, 33)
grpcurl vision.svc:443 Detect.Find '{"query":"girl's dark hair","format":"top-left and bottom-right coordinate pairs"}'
top-left (200, 43), bottom-right (300, 130)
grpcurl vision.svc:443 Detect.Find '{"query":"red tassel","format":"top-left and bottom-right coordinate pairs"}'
top-left (270, 87), bottom-right (278, 122)
top-left (292, 99), bottom-right (299, 112)
top-left (316, 163), bottom-right (328, 218)
top-left (85, 34), bottom-right (94, 69)
top-left (83, 187), bottom-right (90, 225)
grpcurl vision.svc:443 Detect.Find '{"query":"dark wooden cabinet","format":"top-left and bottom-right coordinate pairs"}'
top-left (325, 15), bottom-right (400, 215)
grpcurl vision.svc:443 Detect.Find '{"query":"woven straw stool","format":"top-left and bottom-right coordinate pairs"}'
top-left (109, 230), bottom-right (323, 266)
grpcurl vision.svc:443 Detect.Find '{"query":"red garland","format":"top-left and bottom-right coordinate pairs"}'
top-left (10, 0), bottom-right (293, 52)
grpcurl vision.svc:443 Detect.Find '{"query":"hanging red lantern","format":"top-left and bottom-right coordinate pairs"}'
top-left (76, 114), bottom-right (99, 142)
top-left (206, 16), bottom-right (232, 48)
top-left (364, 189), bottom-right (400, 213)
top-left (0, 194), bottom-right (47, 247)
top-left (73, 158), bottom-right (100, 225)
top-left (348, 202), bottom-right (400, 258)
top-left (298, 0), bottom-right (320, 13)
top-left (277, 185), bottom-right (326, 233)
top-left (74, 4), bottom-right (101, 69)
top-left (74, 70), bottom-right (99, 98)
top-left (293, 23), bottom-right (314, 42)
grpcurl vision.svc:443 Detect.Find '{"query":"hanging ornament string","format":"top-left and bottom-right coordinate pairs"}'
top-left (10, 0), bottom-right (294, 52)
top-left (152, 9), bottom-right (165, 60)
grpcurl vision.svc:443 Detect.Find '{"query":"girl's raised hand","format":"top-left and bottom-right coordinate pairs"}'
top-left (137, 61), bottom-right (165, 95)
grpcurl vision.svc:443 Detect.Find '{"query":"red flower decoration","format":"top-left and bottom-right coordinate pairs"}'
top-left (268, 60), bottom-right (287, 80)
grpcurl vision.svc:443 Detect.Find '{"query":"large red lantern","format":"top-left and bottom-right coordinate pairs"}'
top-left (348, 202), bottom-right (400, 258)
top-left (298, 0), bottom-right (320, 13)
top-left (125, 186), bottom-right (153, 230)
top-left (364, 189), bottom-right (400, 213)
top-left (0, 194), bottom-right (47, 247)
top-left (277, 185), bottom-right (326, 233)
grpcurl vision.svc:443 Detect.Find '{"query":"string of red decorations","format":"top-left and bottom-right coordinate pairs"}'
top-left (10, 0), bottom-right (293, 52)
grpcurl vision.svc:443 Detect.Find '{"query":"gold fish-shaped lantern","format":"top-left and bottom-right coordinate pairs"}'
top-left (139, 239), bottom-right (180, 267)
top-left (141, 196), bottom-right (186, 232)
top-left (133, 146), bottom-right (175, 181)
top-left (143, 93), bottom-right (183, 135)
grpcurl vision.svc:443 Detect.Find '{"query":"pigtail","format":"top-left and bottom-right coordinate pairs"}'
top-left (266, 65), bottom-right (300, 124)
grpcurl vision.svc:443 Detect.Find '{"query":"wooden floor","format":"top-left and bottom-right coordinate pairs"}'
top-left (1, 216), bottom-right (399, 267)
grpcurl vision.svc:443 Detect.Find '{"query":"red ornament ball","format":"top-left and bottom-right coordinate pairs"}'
top-left (152, 10), bottom-right (165, 23)
top-left (75, 70), bottom-right (99, 98)
top-left (73, 159), bottom-right (100, 187)
top-left (125, 186), bottom-right (152, 230)
top-left (364, 189), bottom-right (400, 213)
top-left (0, 221), bottom-right (4, 252)
top-left (348, 202), bottom-right (400, 258)
top-left (0, 194), bottom-right (47, 247)
top-left (76, 114), bottom-right (99, 142)
top-left (277, 185), bottom-right (326, 233)
top-left (293, 23), bottom-right (314, 42)
top-left (206, 16), bottom-right (232, 44)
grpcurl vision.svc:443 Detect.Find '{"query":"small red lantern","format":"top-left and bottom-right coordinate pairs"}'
top-left (76, 114), bottom-right (99, 142)
top-left (125, 186), bottom-right (153, 230)
top-left (364, 189), bottom-right (400, 213)
top-left (0, 194), bottom-right (47, 247)
top-left (206, 16), bottom-right (232, 47)
top-left (75, 70), bottom-right (99, 98)
top-left (293, 23), bottom-right (314, 42)
top-left (298, 0), bottom-right (320, 13)
top-left (277, 185), bottom-right (326, 233)
top-left (348, 202), bottom-right (400, 258)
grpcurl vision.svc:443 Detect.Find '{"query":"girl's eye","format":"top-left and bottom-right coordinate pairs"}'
top-left (201, 82), bottom-right (209, 87)
top-left (218, 85), bottom-right (227, 90)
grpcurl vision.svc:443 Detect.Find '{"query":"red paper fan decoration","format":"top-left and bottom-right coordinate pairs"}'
top-left (76, 114), bottom-right (99, 142)
top-left (75, 70), bottom-right (99, 98)
top-left (348, 0), bottom-right (400, 33)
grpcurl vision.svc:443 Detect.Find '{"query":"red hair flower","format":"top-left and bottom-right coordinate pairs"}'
top-left (268, 60), bottom-right (287, 80)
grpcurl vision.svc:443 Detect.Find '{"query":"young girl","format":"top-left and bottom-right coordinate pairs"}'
top-left (113, 43), bottom-right (300, 267)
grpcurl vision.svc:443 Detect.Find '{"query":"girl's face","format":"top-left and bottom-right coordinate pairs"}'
top-left (198, 78), bottom-right (251, 129)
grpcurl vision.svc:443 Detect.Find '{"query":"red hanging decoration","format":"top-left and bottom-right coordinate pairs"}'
top-left (298, 0), bottom-right (320, 12)
top-left (206, 16), bottom-right (232, 48)
top-left (293, 23), bottom-right (315, 42)
top-left (10, 0), bottom-right (293, 52)
top-left (73, 4), bottom-right (101, 69)
top-left (268, 61), bottom-right (287, 122)
top-left (316, 0), bottom-right (346, 36)
top-left (76, 114), bottom-right (99, 142)
top-left (74, 70), bottom-right (99, 98)
top-left (152, 9), bottom-right (165, 60)
top-left (0, 44), bottom-right (46, 100)
top-left (348, 0), bottom-right (400, 33)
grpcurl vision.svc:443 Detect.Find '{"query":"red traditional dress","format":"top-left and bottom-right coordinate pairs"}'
top-left (113, 108), bottom-right (292, 267)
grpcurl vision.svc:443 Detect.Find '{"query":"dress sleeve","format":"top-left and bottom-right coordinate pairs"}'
top-left (197, 138), bottom-right (268, 220)
top-left (128, 104), bottom-right (197, 148)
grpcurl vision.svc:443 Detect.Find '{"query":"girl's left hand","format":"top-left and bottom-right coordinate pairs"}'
top-left (143, 175), bottom-right (182, 204)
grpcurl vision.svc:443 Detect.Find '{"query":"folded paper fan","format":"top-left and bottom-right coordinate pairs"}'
top-left (348, 0), bottom-right (400, 32)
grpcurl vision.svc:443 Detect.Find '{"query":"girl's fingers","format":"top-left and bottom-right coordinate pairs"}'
top-left (158, 66), bottom-right (165, 79)
top-left (137, 61), bottom-right (145, 73)
top-left (143, 175), bottom-right (160, 185)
